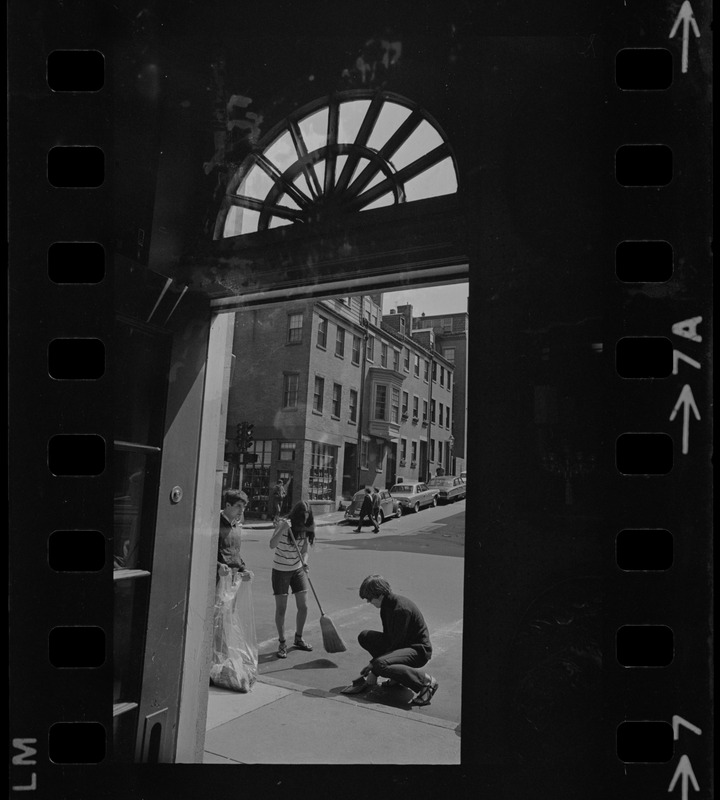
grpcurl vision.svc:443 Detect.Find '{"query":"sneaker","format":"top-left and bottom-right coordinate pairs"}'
top-left (410, 676), bottom-right (439, 706)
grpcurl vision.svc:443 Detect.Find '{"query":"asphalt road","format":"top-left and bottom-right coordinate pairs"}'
top-left (237, 500), bottom-right (465, 724)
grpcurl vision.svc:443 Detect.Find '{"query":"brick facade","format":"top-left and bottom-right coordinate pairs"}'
top-left (226, 296), bottom-right (457, 516)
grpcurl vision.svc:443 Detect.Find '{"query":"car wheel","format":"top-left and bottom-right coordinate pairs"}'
top-left (396, 507), bottom-right (402, 518)
top-left (431, 496), bottom-right (437, 507)
top-left (413, 501), bottom-right (420, 513)
top-left (377, 510), bottom-right (385, 525)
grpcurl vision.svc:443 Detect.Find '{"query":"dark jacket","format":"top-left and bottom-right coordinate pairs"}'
top-left (217, 513), bottom-right (245, 571)
top-left (380, 592), bottom-right (432, 657)
top-left (360, 493), bottom-right (374, 516)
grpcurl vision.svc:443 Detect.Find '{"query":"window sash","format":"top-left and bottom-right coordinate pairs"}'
top-left (332, 383), bottom-right (342, 417)
top-left (335, 327), bottom-right (345, 357)
top-left (288, 313), bottom-right (303, 343)
top-left (374, 384), bottom-right (387, 420)
top-left (317, 316), bottom-right (328, 348)
top-left (349, 389), bottom-right (358, 422)
top-left (352, 335), bottom-right (361, 365)
top-left (283, 374), bottom-right (299, 407)
top-left (313, 376), bottom-right (324, 412)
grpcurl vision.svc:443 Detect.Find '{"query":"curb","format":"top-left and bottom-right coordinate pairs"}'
top-left (256, 674), bottom-right (458, 732)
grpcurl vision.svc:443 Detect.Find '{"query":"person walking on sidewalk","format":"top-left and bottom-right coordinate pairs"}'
top-left (342, 575), bottom-right (439, 707)
top-left (371, 486), bottom-right (382, 528)
top-left (217, 489), bottom-right (253, 582)
top-left (354, 487), bottom-right (379, 533)
top-left (269, 500), bottom-right (316, 658)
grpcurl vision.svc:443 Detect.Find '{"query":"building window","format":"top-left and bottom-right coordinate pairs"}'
top-left (438, 402), bottom-right (443, 426)
top-left (366, 335), bottom-right (375, 361)
top-left (349, 389), bottom-right (358, 423)
top-left (381, 343), bottom-right (388, 367)
top-left (424, 359), bottom-right (430, 382)
top-left (431, 399), bottom-right (436, 423)
top-left (335, 327), bottom-right (346, 357)
top-left (446, 406), bottom-right (451, 428)
top-left (412, 396), bottom-right (419, 420)
top-left (442, 317), bottom-right (453, 332)
top-left (413, 354), bottom-right (420, 377)
top-left (391, 387), bottom-right (400, 423)
top-left (361, 438), bottom-right (369, 468)
top-left (317, 316), bottom-right (328, 348)
top-left (332, 383), bottom-right (342, 418)
top-left (402, 391), bottom-right (409, 417)
top-left (242, 439), bottom-right (273, 517)
top-left (392, 349), bottom-right (400, 371)
top-left (288, 313), bottom-right (303, 343)
top-left (411, 440), bottom-right (418, 465)
top-left (440, 366), bottom-right (445, 387)
top-left (371, 307), bottom-right (379, 326)
top-left (374, 384), bottom-right (387, 420)
top-left (432, 362), bottom-right (437, 382)
top-left (430, 438), bottom-right (435, 461)
top-left (283, 373), bottom-right (299, 408)
top-left (279, 441), bottom-right (296, 461)
top-left (352, 335), bottom-right (361, 365)
top-left (422, 399), bottom-right (428, 422)
top-left (438, 442), bottom-right (443, 466)
top-left (403, 348), bottom-right (410, 371)
top-left (400, 438), bottom-right (407, 462)
top-left (309, 442), bottom-right (337, 500)
top-left (313, 376), bottom-right (325, 413)
top-left (444, 347), bottom-right (455, 363)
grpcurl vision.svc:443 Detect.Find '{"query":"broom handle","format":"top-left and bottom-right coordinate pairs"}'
top-left (286, 526), bottom-right (326, 616)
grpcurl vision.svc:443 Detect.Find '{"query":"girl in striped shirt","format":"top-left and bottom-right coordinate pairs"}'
top-left (269, 500), bottom-right (315, 658)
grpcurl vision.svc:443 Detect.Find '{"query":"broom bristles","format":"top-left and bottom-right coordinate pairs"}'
top-left (320, 614), bottom-right (347, 653)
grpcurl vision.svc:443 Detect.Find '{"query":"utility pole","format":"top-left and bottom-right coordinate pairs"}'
top-left (426, 351), bottom-right (434, 482)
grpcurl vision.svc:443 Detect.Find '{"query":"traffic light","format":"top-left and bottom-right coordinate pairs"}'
top-left (235, 421), bottom-right (254, 452)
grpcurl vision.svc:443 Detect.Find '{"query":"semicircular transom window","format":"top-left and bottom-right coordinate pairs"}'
top-left (217, 92), bottom-right (459, 238)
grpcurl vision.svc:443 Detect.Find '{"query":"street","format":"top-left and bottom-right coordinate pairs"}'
top-left (237, 501), bottom-right (465, 725)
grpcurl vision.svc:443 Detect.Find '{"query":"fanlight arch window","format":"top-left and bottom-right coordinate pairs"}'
top-left (216, 91), bottom-right (459, 238)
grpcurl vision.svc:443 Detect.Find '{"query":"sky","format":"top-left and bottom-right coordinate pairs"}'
top-left (381, 282), bottom-right (468, 318)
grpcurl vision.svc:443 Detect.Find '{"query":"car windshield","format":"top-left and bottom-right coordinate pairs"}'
top-left (428, 477), bottom-right (453, 486)
top-left (390, 485), bottom-right (413, 493)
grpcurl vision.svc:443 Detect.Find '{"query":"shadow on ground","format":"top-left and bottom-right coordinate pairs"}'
top-left (321, 528), bottom-right (464, 558)
top-left (317, 683), bottom-right (418, 711)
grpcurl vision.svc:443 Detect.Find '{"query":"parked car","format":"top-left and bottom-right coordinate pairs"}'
top-left (344, 488), bottom-right (401, 525)
top-left (426, 475), bottom-right (467, 503)
top-left (389, 481), bottom-right (439, 514)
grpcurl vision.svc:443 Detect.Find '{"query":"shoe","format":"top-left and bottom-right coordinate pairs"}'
top-left (410, 676), bottom-right (439, 706)
top-left (353, 529), bottom-right (361, 533)
top-left (373, 528), bottom-right (380, 533)
top-left (277, 640), bottom-right (287, 659)
top-left (293, 636), bottom-right (313, 651)
top-left (341, 677), bottom-right (372, 695)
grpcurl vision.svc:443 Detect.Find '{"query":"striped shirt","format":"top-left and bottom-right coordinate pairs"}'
top-left (272, 520), bottom-right (309, 571)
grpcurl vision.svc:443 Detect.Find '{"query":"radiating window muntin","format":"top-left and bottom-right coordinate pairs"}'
top-left (217, 91), bottom-right (458, 238)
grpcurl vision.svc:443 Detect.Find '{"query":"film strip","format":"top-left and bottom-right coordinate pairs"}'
top-left (9, 1), bottom-right (712, 797)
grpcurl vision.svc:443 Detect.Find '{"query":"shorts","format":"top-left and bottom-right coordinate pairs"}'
top-left (272, 567), bottom-right (308, 596)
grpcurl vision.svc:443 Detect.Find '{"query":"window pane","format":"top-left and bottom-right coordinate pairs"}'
top-left (114, 575), bottom-right (151, 704)
top-left (338, 100), bottom-right (372, 144)
top-left (366, 101), bottom-right (412, 151)
top-left (237, 164), bottom-right (274, 200)
top-left (298, 107), bottom-right (329, 153)
top-left (114, 449), bottom-right (161, 571)
top-left (390, 120), bottom-right (444, 171)
top-left (264, 130), bottom-right (296, 173)
top-left (404, 157), bottom-right (458, 201)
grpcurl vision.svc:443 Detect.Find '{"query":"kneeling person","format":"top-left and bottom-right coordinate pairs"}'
top-left (344, 575), bottom-right (438, 706)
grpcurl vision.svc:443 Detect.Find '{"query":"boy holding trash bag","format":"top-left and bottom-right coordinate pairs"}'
top-left (211, 489), bottom-right (258, 692)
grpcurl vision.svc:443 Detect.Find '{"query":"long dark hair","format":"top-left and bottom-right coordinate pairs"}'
top-left (288, 500), bottom-right (315, 545)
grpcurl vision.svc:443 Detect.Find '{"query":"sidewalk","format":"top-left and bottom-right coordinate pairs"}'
top-left (242, 510), bottom-right (347, 530)
top-left (204, 674), bottom-right (461, 764)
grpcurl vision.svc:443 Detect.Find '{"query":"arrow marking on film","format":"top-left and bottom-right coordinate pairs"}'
top-left (668, 755), bottom-right (700, 799)
top-left (672, 715), bottom-right (702, 740)
top-left (669, 1), bottom-right (701, 74)
top-left (669, 384), bottom-right (701, 455)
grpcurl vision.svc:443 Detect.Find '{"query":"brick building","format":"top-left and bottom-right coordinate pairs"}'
top-left (412, 310), bottom-right (469, 466)
top-left (224, 294), bottom-right (456, 516)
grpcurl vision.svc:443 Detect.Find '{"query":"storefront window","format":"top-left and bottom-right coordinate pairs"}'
top-left (309, 442), bottom-right (337, 500)
top-left (242, 440), bottom-right (272, 517)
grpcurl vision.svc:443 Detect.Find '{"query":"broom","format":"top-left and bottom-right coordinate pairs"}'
top-left (286, 526), bottom-right (347, 653)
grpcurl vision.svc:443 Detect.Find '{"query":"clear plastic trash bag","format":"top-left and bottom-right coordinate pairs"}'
top-left (210, 571), bottom-right (258, 692)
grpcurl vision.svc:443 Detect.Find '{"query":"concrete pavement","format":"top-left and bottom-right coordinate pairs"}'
top-left (204, 675), bottom-right (461, 764)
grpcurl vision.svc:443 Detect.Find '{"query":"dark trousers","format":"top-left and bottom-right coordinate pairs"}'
top-left (358, 630), bottom-right (430, 692)
top-left (356, 512), bottom-right (379, 531)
